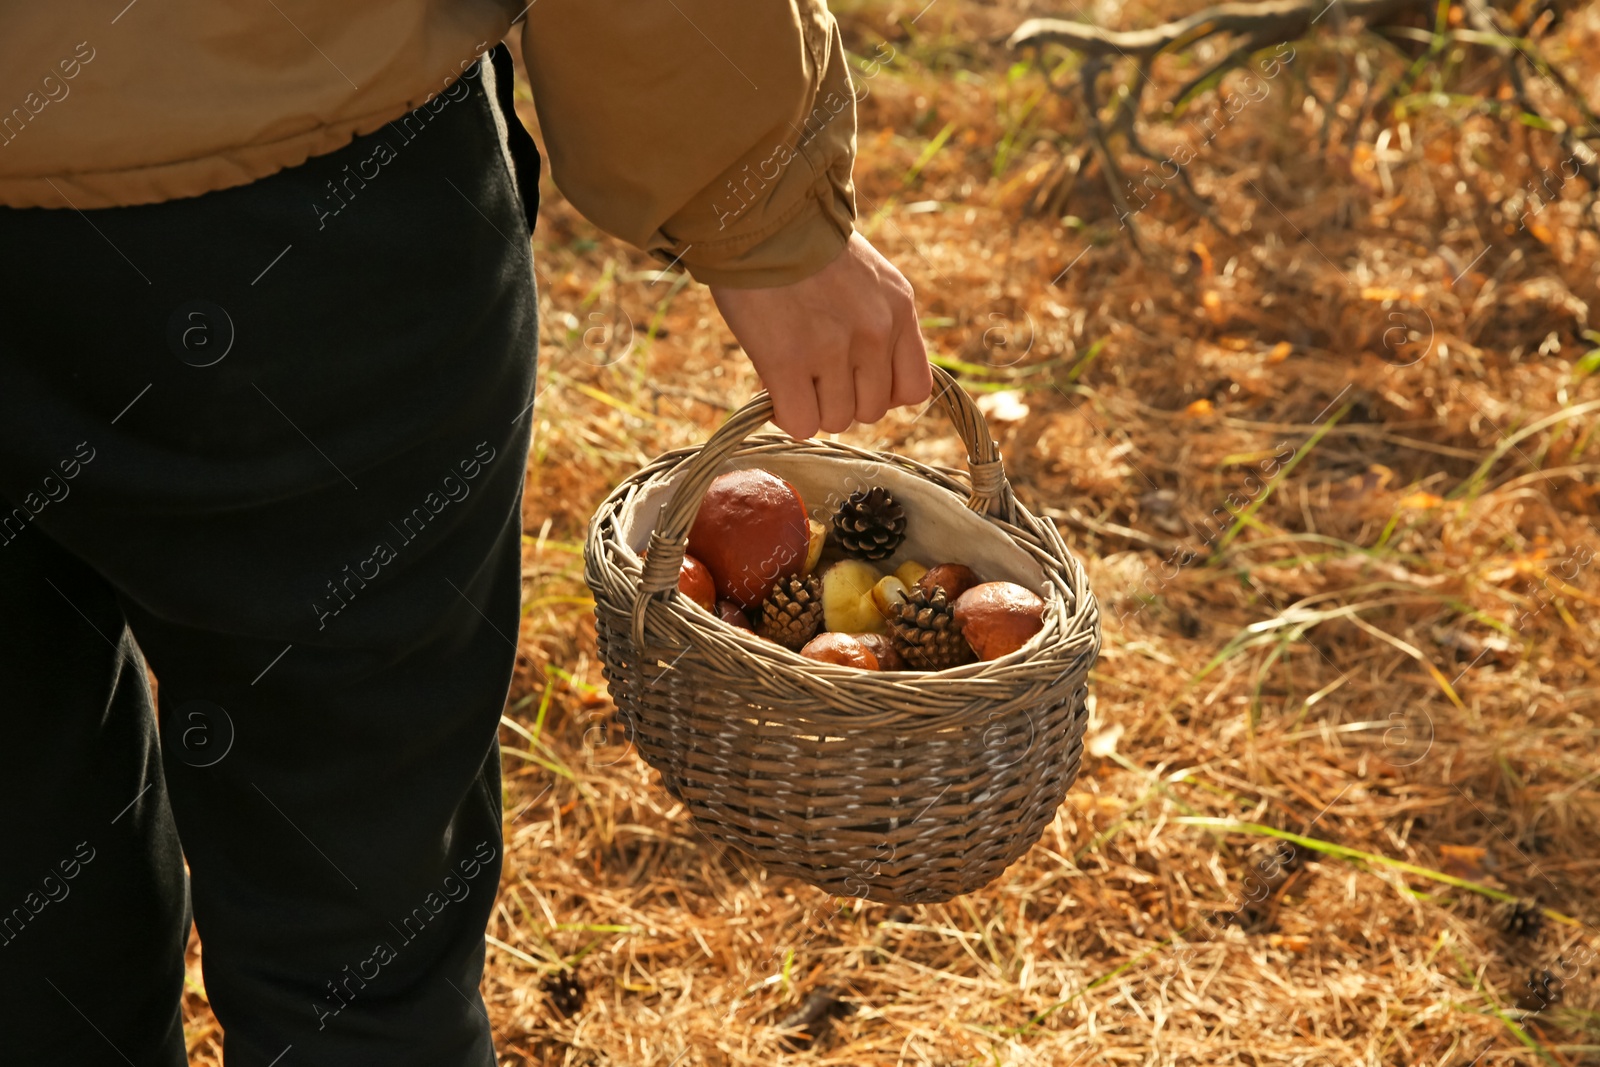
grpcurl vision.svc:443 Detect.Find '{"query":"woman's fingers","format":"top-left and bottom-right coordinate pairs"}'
top-left (761, 360), bottom-right (821, 440)
top-left (709, 232), bottom-right (934, 439)
top-left (851, 334), bottom-right (894, 425)
top-left (888, 303), bottom-right (932, 408)
top-left (814, 360), bottom-right (857, 434)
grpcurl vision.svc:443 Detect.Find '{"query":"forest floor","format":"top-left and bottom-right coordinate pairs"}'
top-left (183, 0), bottom-right (1600, 1063)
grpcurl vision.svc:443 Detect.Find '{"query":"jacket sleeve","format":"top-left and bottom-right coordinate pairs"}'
top-left (519, 0), bottom-right (857, 288)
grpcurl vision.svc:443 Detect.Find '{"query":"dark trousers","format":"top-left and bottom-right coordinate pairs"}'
top-left (0, 52), bottom-right (537, 1067)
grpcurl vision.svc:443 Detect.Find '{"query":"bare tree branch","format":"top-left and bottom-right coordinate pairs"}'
top-left (1008, 0), bottom-right (1431, 59)
top-left (1007, 0), bottom-right (1599, 236)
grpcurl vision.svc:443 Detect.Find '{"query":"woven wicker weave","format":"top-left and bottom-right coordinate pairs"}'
top-left (584, 368), bottom-right (1100, 904)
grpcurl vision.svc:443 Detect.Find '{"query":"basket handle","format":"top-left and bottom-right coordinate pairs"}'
top-left (633, 366), bottom-right (1016, 642)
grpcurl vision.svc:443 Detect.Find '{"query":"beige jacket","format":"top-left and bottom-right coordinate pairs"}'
top-left (0, 1), bottom-right (858, 287)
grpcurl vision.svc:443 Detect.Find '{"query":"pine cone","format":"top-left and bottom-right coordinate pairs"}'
top-left (1499, 898), bottom-right (1543, 939)
top-left (1516, 969), bottom-right (1564, 1012)
top-left (887, 587), bottom-right (975, 671)
top-left (833, 487), bottom-right (906, 561)
top-left (758, 574), bottom-right (824, 650)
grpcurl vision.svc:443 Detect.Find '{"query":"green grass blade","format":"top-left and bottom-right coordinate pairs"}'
top-left (904, 120), bottom-right (957, 185)
top-left (1213, 402), bottom-right (1349, 553)
top-left (1176, 818), bottom-right (1585, 927)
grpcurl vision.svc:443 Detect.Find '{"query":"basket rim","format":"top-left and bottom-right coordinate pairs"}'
top-left (585, 433), bottom-right (1099, 698)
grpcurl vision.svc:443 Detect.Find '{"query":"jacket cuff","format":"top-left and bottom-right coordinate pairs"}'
top-left (680, 172), bottom-right (853, 288)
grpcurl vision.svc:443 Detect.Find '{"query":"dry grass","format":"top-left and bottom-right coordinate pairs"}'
top-left (183, 1), bottom-right (1600, 1063)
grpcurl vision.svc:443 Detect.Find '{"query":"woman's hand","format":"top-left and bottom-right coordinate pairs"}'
top-left (710, 232), bottom-right (932, 439)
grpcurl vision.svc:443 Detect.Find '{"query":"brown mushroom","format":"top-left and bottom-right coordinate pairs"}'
top-left (952, 582), bottom-right (1046, 661)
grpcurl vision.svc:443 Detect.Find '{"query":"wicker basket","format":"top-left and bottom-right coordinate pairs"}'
top-left (583, 368), bottom-right (1100, 904)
